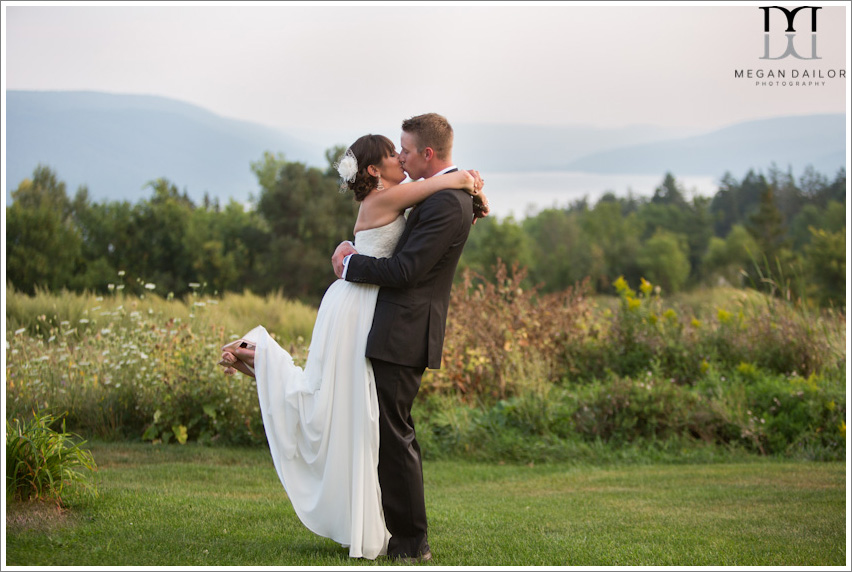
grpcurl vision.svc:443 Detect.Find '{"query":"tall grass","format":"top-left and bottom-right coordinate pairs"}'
top-left (5, 265), bottom-right (846, 460)
top-left (5, 282), bottom-right (314, 445)
top-left (6, 409), bottom-right (98, 504)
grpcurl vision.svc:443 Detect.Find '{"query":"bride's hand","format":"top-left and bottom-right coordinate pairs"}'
top-left (219, 351), bottom-right (238, 375)
top-left (472, 188), bottom-right (490, 225)
top-left (454, 170), bottom-right (476, 194)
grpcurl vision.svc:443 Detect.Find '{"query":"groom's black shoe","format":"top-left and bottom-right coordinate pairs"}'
top-left (388, 540), bottom-right (432, 565)
top-left (391, 549), bottom-right (432, 565)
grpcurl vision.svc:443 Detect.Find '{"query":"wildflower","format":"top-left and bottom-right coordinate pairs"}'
top-left (108, 284), bottom-right (115, 290)
top-left (613, 276), bottom-right (629, 294)
top-left (145, 283), bottom-right (156, 290)
top-left (627, 296), bottom-right (641, 311)
top-left (118, 270), bottom-right (126, 276)
top-left (691, 318), bottom-right (702, 328)
top-left (839, 421), bottom-right (846, 436)
top-left (717, 308), bottom-right (732, 324)
top-left (663, 309), bottom-right (677, 322)
top-left (14, 328), bottom-right (26, 336)
top-left (639, 277), bottom-right (653, 296)
top-left (189, 282), bottom-right (201, 289)
top-left (79, 319), bottom-right (90, 324)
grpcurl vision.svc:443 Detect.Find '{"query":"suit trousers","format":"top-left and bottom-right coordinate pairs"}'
top-left (370, 357), bottom-right (430, 557)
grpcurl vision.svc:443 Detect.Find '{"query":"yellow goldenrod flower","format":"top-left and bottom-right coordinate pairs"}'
top-left (640, 277), bottom-right (654, 296)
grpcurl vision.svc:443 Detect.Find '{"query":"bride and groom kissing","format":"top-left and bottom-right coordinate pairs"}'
top-left (219, 112), bottom-right (489, 562)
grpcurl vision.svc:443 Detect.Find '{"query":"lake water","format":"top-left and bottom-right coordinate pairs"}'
top-left (480, 171), bottom-right (720, 220)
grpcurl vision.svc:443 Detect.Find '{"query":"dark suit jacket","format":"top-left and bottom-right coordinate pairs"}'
top-left (345, 187), bottom-right (474, 369)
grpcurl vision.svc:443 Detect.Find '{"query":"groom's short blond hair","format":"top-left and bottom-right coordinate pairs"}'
top-left (402, 113), bottom-right (453, 160)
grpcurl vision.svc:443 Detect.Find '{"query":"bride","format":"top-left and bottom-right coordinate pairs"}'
top-left (219, 133), bottom-right (488, 560)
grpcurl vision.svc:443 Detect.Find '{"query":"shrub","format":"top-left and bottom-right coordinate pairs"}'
top-left (428, 260), bottom-right (595, 401)
top-left (6, 409), bottom-right (98, 505)
top-left (570, 372), bottom-right (742, 446)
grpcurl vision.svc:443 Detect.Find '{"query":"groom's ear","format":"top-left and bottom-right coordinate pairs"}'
top-left (423, 147), bottom-right (434, 161)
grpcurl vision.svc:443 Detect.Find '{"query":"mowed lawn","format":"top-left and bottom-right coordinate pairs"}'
top-left (5, 442), bottom-right (847, 567)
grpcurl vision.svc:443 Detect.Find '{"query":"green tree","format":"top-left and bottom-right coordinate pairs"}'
top-left (522, 207), bottom-right (590, 292)
top-left (125, 178), bottom-right (197, 297)
top-left (636, 228), bottom-right (690, 294)
top-left (5, 166), bottom-right (83, 294)
top-left (459, 215), bottom-right (533, 285)
top-left (637, 175), bottom-right (713, 286)
top-left (253, 152), bottom-right (358, 303)
top-left (701, 224), bottom-right (759, 287)
top-left (804, 226), bottom-right (846, 308)
top-left (650, 172), bottom-right (687, 208)
top-left (65, 187), bottom-right (134, 292)
top-left (747, 186), bottom-right (788, 262)
top-left (580, 198), bottom-right (643, 292)
top-left (710, 170), bottom-right (769, 237)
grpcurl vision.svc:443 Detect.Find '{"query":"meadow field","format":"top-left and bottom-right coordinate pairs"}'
top-left (5, 271), bottom-right (848, 566)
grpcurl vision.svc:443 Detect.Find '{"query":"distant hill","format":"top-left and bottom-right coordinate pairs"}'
top-left (563, 114), bottom-right (846, 178)
top-left (4, 90), bottom-right (846, 205)
top-left (4, 90), bottom-right (327, 205)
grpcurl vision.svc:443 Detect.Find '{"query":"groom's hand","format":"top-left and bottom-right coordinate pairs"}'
top-left (332, 241), bottom-right (358, 278)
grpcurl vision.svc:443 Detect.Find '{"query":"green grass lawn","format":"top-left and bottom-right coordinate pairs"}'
top-left (5, 442), bottom-right (847, 567)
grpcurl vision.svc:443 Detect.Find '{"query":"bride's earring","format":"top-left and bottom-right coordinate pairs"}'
top-left (376, 174), bottom-right (384, 191)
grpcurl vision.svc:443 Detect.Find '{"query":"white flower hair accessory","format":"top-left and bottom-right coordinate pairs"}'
top-left (334, 148), bottom-right (358, 193)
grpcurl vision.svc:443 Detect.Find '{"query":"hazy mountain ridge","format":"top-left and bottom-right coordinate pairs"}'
top-left (564, 114), bottom-right (846, 178)
top-left (5, 90), bottom-right (326, 204)
top-left (5, 90), bottom-right (845, 205)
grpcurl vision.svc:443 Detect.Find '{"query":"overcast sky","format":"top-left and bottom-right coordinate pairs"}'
top-left (3, 0), bottom-right (848, 141)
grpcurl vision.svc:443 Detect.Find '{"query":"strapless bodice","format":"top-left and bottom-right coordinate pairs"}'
top-left (353, 216), bottom-right (405, 258)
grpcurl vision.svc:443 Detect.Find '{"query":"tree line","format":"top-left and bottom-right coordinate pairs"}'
top-left (5, 149), bottom-right (846, 308)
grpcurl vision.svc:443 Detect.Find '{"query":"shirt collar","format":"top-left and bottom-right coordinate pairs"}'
top-left (431, 165), bottom-right (458, 177)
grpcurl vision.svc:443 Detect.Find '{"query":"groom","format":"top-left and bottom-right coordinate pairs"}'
top-left (332, 113), bottom-right (478, 563)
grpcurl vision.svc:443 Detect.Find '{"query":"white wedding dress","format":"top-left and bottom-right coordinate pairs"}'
top-left (239, 215), bottom-right (405, 560)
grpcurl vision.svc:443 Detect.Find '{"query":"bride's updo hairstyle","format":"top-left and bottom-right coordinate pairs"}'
top-left (346, 134), bottom-right (396, 202)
